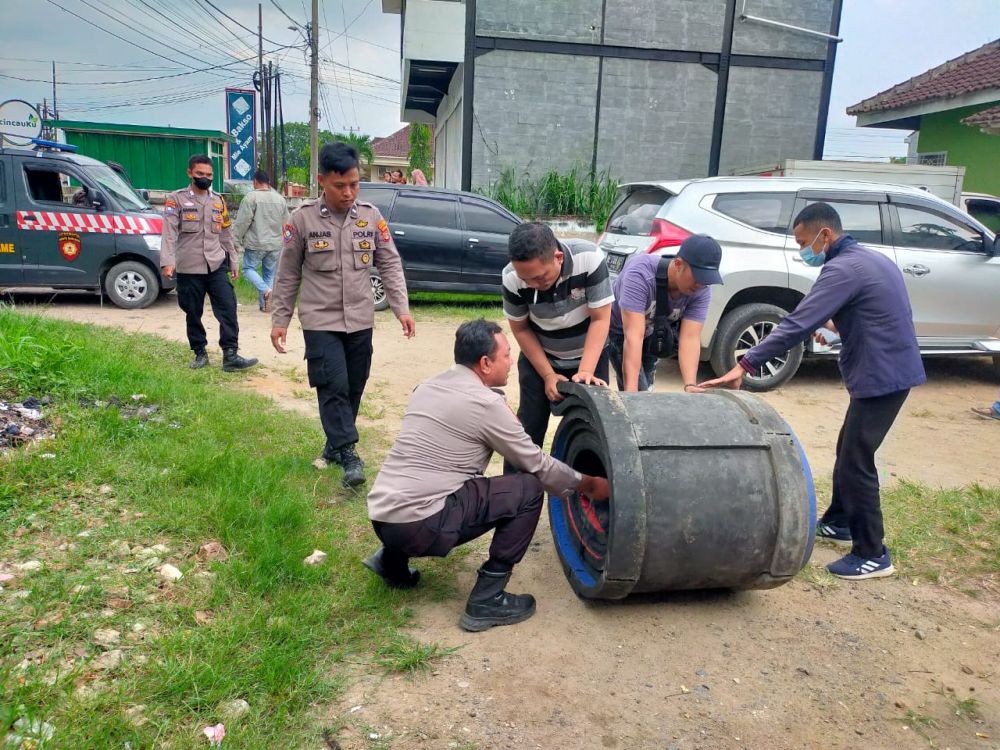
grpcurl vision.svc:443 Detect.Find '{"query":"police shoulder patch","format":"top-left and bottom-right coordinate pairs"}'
top-left (283, 223), bottom-right (297, 242)
top-left (376, 218), bottom-right (390, 243)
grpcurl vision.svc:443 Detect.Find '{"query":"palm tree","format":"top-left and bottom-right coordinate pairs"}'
top-left (335, 132), bottom-right (374, 174)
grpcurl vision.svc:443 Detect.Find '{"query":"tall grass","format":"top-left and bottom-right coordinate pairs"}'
top-left (481, 166), bottom-right (621, 231)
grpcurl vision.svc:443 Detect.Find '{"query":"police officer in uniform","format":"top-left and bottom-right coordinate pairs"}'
top-left (160, 154), bottom-right (258, 371)
top-left (270, 142), bottom-right (415, 487)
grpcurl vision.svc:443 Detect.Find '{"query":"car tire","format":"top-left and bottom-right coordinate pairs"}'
top-left (104, 261), bottom-right (160, 310)
top-left (710, 303), bottom-right (803, 392)
top-left (370, 270), bottom-right (389, 311)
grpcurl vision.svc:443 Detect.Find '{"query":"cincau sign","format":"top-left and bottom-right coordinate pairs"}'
top-left (0, 99), bottom-right (43, 146)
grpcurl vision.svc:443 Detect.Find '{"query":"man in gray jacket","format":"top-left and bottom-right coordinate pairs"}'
top-left (232, 169), bottom-right (289, 312)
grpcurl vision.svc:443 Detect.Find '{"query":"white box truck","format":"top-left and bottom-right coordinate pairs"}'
top-left (731, 159), bottom-right (966, 204)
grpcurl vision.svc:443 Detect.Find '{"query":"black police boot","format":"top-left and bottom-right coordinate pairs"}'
top-left (459, 567), bottom-right (536, 632)
top-left (339, 443), bottom-right (366, 488)
top-left (190, 350), bottom-right (209, 369)
top-left (362, 546), bottom-right (420, 589)
top-left (222, 348), bottom-right (259, 372)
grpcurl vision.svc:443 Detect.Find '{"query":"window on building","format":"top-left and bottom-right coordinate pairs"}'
top-left (713, 193), bottom-right (795, 234)
top-left (391, 194), bottom-right (458, 229)
top-left (916, 152), bottom-right (947, 166)
top-left (896, 205), bottom-right (984, 253)
top-left (462, 201), bottom-right (518, 234)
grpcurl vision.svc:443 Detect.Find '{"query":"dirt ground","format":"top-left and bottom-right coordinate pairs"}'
top-left (12, 290), bottom-right (1000, 750)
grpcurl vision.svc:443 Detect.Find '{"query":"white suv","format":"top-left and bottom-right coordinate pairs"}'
top-left (599, 177), bottom-right (1000, 390)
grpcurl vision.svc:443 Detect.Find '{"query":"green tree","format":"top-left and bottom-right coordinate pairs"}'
top-left (278, 123), bottom-right (373, 177)
top-left (408, 123), bottom-right (432, 176)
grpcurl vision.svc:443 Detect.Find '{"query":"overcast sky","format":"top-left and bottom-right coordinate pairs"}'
top-left (2, 0), bottom-right (998, 161)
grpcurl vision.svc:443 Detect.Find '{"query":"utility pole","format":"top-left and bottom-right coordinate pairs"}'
top-left (308, 0), bottom-right (319, 198)
top-left (51, 62), bottom-right (58, 119)
top-left (258, 3), bottom-right (264, 170)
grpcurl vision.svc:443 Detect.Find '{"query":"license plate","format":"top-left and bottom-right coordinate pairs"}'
top-left (605, 252), bottom-right (626, 273)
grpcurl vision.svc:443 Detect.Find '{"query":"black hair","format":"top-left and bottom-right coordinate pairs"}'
top-left (188, 154), bottom-right (212, 169)
top-left (253, 169), bottom-right (270, 185)
top-left (318, 142), bottom-right (360, 175)
top-left (507, 221), bottom-right (558, 262)
top-left (454, 319), bottom-right (502, 367)
top-left (793, 202), bottom-right (843, 234)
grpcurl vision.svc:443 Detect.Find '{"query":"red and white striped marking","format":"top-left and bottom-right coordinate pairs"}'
top-left (16, 210), bottom-right (163, 235)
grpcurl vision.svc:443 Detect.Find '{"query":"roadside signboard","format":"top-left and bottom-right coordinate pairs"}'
top-left (225, 89), bottom-right (256, 180)
top-left (0, 99), bottom-right (42, 146)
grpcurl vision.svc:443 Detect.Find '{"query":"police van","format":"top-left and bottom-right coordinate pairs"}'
top-left (0, 140), bottom-right (172, 308)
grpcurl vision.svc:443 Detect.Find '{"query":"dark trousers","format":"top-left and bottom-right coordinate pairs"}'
top-left (503, 351), bottom-right (610, 474)
top-left (175, 265), bottom-right (239, 352)
top-left (821, 389), bottom-right (909, 559)
top-left (372, 474), bottom-right (545, 571)
top-left (607, 332), bottom-right (658, 391)
top-left (303, 328), bottom-right (373, 452)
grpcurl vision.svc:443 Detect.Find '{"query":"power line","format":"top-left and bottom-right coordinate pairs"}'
top-left (339, 0), bottom-right (359, 130)
top-left (198, 0), bottom-right (284, 46)
top-left (270, 0), bottom-right (304, 30)
top-left (42, 0), bottom-right (233, 78)
top-left (128, 0), bottom-right (257, 70)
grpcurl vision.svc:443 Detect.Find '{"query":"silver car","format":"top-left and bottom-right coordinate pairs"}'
top-left (599, 176), bottom-right (1000, 390)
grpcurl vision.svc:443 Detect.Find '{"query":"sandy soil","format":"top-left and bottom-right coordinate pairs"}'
top-left (11, 289), bottom-right (1000, 750)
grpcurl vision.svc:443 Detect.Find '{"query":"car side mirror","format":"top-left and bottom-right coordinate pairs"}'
top-left (991, 234), bottom-right (1000, 258)
top-left (87, 188), bottom-right (107, 211)
top-left (139, 189), bottom-right (150, 202)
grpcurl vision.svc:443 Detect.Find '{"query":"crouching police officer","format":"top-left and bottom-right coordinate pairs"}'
top-left (270, 142), bottom-right (415, 487)
top-left (160, 154), bottom-right (258, 371)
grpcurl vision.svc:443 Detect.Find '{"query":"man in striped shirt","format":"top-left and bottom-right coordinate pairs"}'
top-left (502, 223), bottom-right (614, 463)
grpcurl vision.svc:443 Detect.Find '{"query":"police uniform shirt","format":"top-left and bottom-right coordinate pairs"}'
top-left (270, 197), bottom-right (409, 333)
top-left (160, 188), bottom-right (237, 274)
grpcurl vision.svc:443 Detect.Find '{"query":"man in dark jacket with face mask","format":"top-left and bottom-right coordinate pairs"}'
top-left (699, 202), bottom-right (925, 582)
top-left (160, 154), bottom-right (258, 372)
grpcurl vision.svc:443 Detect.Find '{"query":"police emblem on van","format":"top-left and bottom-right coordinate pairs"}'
top-left (59, 232), bottom-right (81, 262)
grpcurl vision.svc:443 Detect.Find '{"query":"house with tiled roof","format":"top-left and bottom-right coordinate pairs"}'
top-left (847, 38), bottom-right (1000, 194)
top-left (370, 125), bottom-right (435, 182)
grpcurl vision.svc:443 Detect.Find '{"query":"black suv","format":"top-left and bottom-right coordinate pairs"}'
top-left (358, 183), bottom-right (521, 309)
top-left (0, 143), bottom-right (172, 308)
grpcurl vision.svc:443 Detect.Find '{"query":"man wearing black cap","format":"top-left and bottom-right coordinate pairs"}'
top-left (608, 234), bottom-right (724, 392)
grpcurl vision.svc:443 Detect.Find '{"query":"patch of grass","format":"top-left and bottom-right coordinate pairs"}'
top-left (0, 308), bottom-right (431, 749)
top-left (952, 695), bottom-right (979, 720)
top-left (796, 562), bottom-right (840, 591)
top-left (373, 636), bottom-right (458, 675)
top-left (882, 481), bottom-right (1000, 593)
top-left (405, 293), bottom-right (503, 322)
top-left (901, 709), bottom-right (939, 746)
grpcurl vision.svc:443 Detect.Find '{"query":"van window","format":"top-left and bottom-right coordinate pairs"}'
top-left (0, 161), bottom-right (5, 204)
top-left (24, 166), bottom-right (86, 206)
top-left (606, 187), bottom-right (672, 236)
top-left (462, 200), bottom-right (518, 234)
top-left (83, 164), bottom-right (146, 212)
top-left (359, 186), bottom-right (394, 217)
top-left (804, 199), bottom-right (884, 245)
top-left (391, 194), bottom-right (458, 229)
top-left (713, 193), bottom-right (795, 234)
top-left (896, 205), bottom-right (984, 253)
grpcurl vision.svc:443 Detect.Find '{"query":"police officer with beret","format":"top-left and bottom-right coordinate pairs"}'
top-left (160, 154), bottom-right (258, 372)
top-left (270, 142), bottom-right (415, 487)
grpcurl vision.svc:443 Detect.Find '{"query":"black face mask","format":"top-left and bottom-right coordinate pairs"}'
top-left (192, 176), bottom-right (212, 190)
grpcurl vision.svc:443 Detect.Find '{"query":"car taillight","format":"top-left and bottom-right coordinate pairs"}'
top-left (647, 219), bottom-right (691, 253)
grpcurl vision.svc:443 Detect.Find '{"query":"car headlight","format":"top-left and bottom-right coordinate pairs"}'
top-left (143, 234), bottom-right (162, 253)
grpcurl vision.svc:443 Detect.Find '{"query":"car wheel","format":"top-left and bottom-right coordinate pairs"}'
top-left (710, 303), bottom-right (803, 392)
top-left (370, 271), bottom-right (389, 311)
top-left (104, 261), bottom-right (159, 309)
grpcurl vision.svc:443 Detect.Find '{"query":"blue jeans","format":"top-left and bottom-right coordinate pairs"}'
top-left (608, 332), bottom-right (657, 391)
top-left (242, 248), bottom-right (280, 308)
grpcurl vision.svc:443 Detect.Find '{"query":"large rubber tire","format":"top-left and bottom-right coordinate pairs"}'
top-left (710, 303), bottom-right (803, 392)
top-left (370, 271), bottom-right (389, 311)
top-left (104, 261), bottom-right (160, 309)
